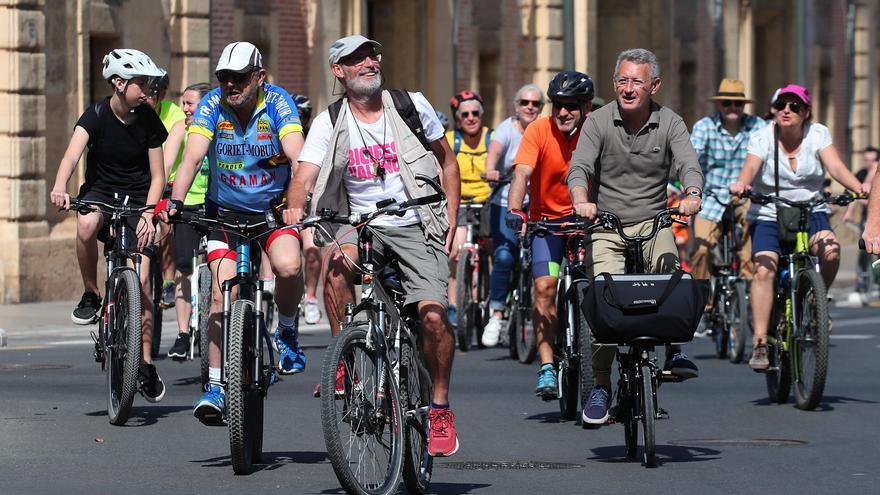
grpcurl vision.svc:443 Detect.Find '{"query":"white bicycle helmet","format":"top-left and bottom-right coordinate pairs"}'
top-left (102, 49), bottom-right (165, 81)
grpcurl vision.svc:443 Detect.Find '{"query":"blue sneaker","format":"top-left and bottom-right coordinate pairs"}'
top-left (447, 305), bottom-right (458, 327)
top-left (582, 386), bottom-right (611, 425)
top-left (194, 385), bottom-right (226, 426)
top-left (275, 324), bottom-right (306, 374)
top-left (535, 364), bottom-right (558, 401)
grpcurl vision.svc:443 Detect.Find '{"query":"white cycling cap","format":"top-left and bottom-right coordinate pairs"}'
top-left (215, 41), bottom-right (263, 74)
top-left (329, 35), bottom-right (382, 65)
top-left (102, 49), bottom-right (165, 80)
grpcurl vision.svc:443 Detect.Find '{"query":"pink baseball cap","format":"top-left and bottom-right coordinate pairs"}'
top-left (776, 84), bottom-right (811, 106)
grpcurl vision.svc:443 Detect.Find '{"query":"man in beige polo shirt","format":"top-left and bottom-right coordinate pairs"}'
top-left (567, 48), bottom-right (704, 426)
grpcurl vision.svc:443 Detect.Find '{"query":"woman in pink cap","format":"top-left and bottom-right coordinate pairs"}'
top-left (729, 84), bottom-right (868, 371)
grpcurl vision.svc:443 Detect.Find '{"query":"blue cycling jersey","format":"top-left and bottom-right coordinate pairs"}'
top-left (189, 82), bottom-right (302, 213)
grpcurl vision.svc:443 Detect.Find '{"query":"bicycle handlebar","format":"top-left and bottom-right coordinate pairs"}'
top-left (743, 190), bottom-right (862, 208)
top-left (301, 174), bottom-right (446, 228)
top-left (595, 208), bottom-right (680, 244)
top-left (172, 209), bottom-right (281, 237)
top-left (64, 197), bottom-right (153, 216)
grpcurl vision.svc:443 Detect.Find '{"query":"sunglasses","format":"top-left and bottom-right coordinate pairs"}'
top-left (518, 99), bottom-right (543, 108)
top-left (460, 110), bottom-right (481, 119)
top-left (552, 101), bottom-right (581, 111)
top-left (217, 70), bottom-right (254, 85)
top-left (721, 100), bottom-right (745, 108)
top-left (339, 51), bottom-right (382, 67)
top-left (772, 100), bottom-right (804, 113)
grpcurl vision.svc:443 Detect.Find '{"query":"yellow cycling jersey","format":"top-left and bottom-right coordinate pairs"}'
top-left (446, 127), bottom-right (492, 203)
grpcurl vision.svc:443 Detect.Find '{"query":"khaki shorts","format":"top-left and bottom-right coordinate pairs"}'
top-left (587, 219), bottom-right (679, 276)
top-left (329, 223), bottom-right (449, 307)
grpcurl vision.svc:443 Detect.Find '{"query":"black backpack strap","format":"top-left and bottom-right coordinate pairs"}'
top-left (774, 122), bottom-right (780, 197)
top-left (328, 98), bottom-right (345, 128)
top-left (388, 89), bottom-right (431, 152)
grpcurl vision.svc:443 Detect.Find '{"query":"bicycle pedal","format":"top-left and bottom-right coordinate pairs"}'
top-left (660, 371), bottom-right (683, 383)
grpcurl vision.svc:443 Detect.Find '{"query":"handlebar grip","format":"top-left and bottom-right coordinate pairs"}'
top-left (859, 239), bottom-right (866, 251)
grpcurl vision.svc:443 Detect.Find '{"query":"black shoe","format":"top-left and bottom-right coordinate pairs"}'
top-left (72, 292), bottom-right (101, 325)
top-left (138, 363), bottom-right (166, 403)
top-left (664, 352), bottom-right (699, 380)
top-left (167, 332), bottom-right (191, 360)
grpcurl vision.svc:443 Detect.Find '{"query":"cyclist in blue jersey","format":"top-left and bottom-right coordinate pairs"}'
top-left (157, 42), bottom-right (306, 425)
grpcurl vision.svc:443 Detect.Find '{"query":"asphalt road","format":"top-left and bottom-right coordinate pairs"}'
top-left (1, 305), bottom-right (879, 494)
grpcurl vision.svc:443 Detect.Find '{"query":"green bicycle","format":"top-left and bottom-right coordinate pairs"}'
top-left (746, 191), bottom-right (857, 410)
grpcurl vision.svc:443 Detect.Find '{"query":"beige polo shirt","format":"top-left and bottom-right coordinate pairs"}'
top-left (567, 100), bottom-right (703, 225)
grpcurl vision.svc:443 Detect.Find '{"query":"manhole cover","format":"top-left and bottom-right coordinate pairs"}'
top-left (0, 364), bottom-right (72, 371)
top-left (669, 439), bottom-right (807, 447)
top-left (438, 461), bottom-right (584, 471)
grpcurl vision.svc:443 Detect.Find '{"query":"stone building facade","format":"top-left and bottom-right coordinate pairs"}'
top-left (1, 0), bottom-right (878, 303)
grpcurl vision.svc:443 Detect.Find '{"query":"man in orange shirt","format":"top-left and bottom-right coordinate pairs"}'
top-left (506, 71), bottom-right (594, 399)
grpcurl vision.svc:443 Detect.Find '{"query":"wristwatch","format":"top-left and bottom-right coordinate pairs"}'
top-left (686, 188), bottom-right (702, 198)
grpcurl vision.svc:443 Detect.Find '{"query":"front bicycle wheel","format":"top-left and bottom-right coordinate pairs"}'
top-left (792, 269), bottom-right (829, 410)
top-left (474, 249), bottom-right (491, 347)
top-left (401, 338), bottom-right (433, 495)
top-left (556, 280), bottom-right (578, 420)
top-left (575, 287), bottom-right (595, 426)
top-left (107, 269), bottom-right (142, 426)
top-left (514, 263), bottom-right (536, 364)
top-left (713, 285), bottom-right (729, 359)
top-left (227, 299), bottom-right (263, 475)
top-left (455, 250), bottom-right (474, 352)
top-left (621, 372), bottom-right (638, 459)
top-left (197, 264), bottom-right (212, 388)
top-left (728, 280), bottom-right (750, 364)
top-left (640, 365), bottom-right (656, 468)
top-left (322, 322), bottom-right (404, 495)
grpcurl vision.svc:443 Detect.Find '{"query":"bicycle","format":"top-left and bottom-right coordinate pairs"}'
top-left (312, 174), bottom-right (444, 495)
top-left (454, 196), bottom-right (490, 351)
top-left (745, 191), bottom-right (857, 410)
top-left (148, 245), bottom-right (164, 359)
top-left (66, 197), bottom-right (152, 426)
top-left (585, 208), bottom-right (704, 468)
top-left (527, 218), bottom-right (598, 420)
top-left (702, 189), bottom-right (751, 363)
top-left (173, 209), bottom-right (284, 474)
top-left (508, 223), bottom-right (537, 363)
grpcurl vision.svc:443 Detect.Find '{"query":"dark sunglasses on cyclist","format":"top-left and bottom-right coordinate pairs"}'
top-left (772, 100), bottom-right (804, 113)
top-left (339, 50), bottom-right (382, 66)
top-left (720, 99), bottom-right (745, 108)
top-left (552, 100), bottom-right (581, 112)
top-left (217, 70), bottom-right (254, 85)
top-left (460, 110), bottom-right (481, 119)
top-left (518, 99), bottom-right (543, 108)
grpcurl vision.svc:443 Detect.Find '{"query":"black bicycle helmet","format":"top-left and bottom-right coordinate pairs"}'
top-left (293, 94), bottom-right (312, 122)
top-left (547, 71), bottom-right (594, 101)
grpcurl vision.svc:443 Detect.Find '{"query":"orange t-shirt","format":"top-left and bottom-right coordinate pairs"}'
top-left (513, 116), bottom-right (578, 221)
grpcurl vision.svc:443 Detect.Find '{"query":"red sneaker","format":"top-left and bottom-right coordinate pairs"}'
top-left (312, 362), bottom-right (348, 398)
top-left (428, 408), bottom-right (460, 457)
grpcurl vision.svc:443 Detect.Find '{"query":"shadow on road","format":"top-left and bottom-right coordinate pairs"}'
top-left (589, 444), bottom-right (721, 466)
top-left (317, 482), bottom-right (493, 495)
top-left (193, 450), bottom-right (328, 472)
top-left (172, 375), bottom-right (202, 387)
top-left (751, 394), bottom-right (877, 411)
top-left (84, 405), bottom-right (193, 426)
top-left (523, 411), bottom-right (571, 424)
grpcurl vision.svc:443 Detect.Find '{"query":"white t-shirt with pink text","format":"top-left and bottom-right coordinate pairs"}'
top-left (299, 92), bottom-right (444, 227)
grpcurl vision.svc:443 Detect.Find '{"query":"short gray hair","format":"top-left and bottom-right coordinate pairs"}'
top-left (513, 83), bottom-right (545, 105)
top-left (613, 48), bottom-right (660, 80)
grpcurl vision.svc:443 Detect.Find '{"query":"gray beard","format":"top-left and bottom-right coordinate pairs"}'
top-left (347, 71), bottom-right (382, 100)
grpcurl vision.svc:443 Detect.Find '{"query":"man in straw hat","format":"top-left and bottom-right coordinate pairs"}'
top-left (689, 79), bottom-right (766, 332)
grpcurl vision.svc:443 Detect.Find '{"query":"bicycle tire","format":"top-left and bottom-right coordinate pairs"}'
top-left (474, 250), bottom-right (491, 348)
top-left (507, 266), bottom-right (521, 360)
top-left (322, 321), bottom-right (404, 495)
top-left (106, 269), bottom-right (142, 426)
top-left (792, 269), bottom-right (829, 410)
top-left (401, 338), bottom-right (433, 495)
top-left (150, 254), bottom-right (163, 359)
top-left (198, 264), bottom-right (212, 388)
top-left (556, 278), bottom-right (578, 420)
top-left (728, 280), bottom-right (750, 364)
top-left (641, 365), bottom-right (656, 468)
top-left (765, 301), bottom-right (792, 404)
top-left (514, 262), bottom-right (537, 364)
top-left (713, 286), bottom-right (729, 359)
top-left (576, 287), bottom-right (595, 428)
top-left (227, 299), bottom-right (262, 475)
top-left (455, 250), bottom-right (474, 352)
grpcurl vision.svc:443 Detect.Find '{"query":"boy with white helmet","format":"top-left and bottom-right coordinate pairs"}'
top-left (50, 48), bottom-right (169, 402)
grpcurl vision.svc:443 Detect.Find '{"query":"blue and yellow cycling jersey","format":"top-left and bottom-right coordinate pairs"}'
top-left (189, 82), bottom-right (302, 213)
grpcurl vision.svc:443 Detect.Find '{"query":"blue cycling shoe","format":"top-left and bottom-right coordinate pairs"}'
top-left (194, 385), bottom-right (226, 426)
top-left (275, 324), bottom-right (306, 374)
top-left (535, 363), bottom-right (558, 401)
